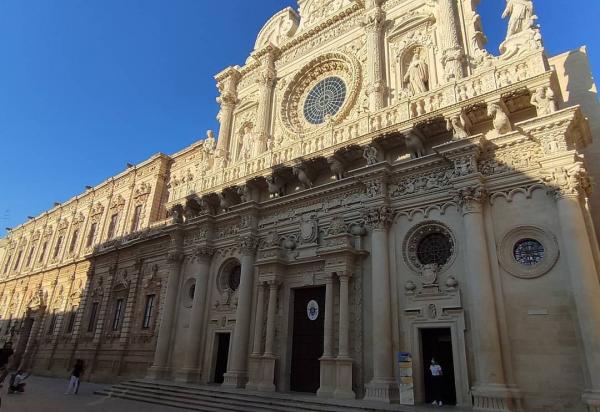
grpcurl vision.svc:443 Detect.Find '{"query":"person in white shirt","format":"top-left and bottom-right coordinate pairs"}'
top-left (429, 358), bottom-right (443, 407)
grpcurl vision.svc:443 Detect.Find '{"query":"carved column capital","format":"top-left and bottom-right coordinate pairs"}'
top-left (452, 185), bottom-right (487, 215)
top-left (362, 6), bottom-right (386, 32)
top-left (239, 235), bottom-right (259, 256)
top-left (363, 206), bottom-right (394, 231)
top-left (167, 251), bottom-right (185, 263)
top-left (193, 245), bottom-right (215, 262)
top-left (542, 163), bottom-right (593, 201)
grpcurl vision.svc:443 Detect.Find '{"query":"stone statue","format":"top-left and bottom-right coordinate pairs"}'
top-left (266, 175), bottom-right (285, 198)
top-left (293, 165), bottom-right (313, 189)
top-left (363, 145), bottom-right (379, 165)
top-left (446, 114), bottom-right (469, 140)
top-left (327, 157), bottom-right (346, 180)
top-left (237, 185), bottom-right (250, 203)
top-left (203, 130), bottom-right (216, 153)
top-left (218, 193), bottom-right (231, 213)
top-left (502, 0), bottom-right (535, 38)
top-left (487, 103), bottom-right (512, 135)
top-left (403, 49), bottom-right (429, 95)
top-left (530, 86), bottom-right (557, 116)
top-left (405, 131), bottom-right (426, 159)
top-left (239, 124), bottom-right (255, 161)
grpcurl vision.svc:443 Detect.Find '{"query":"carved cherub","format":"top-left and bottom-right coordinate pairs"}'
top-left (530, 86), bottom-right (557, 116)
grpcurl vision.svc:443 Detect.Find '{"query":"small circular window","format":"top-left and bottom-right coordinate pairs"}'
top-left (303, 77), bottom-right (346, 125)
top-left (228, 265), bottom-right (241, 291)
top-left (417, 233), bottom-right (453, 267)
top-left (513, 239), bottom-right (545, 266)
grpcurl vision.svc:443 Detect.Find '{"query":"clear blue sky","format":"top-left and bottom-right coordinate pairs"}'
top-left (1, 0), bottom-right (598, 236)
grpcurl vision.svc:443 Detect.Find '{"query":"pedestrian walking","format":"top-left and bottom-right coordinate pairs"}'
top-left (429, 358), bottom-right (444, 407)
top-left (64, 359), bottom-right (84, 395)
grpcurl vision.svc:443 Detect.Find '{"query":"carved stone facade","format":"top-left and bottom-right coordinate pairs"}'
top-left (1, 1), bottom-right (600, 411)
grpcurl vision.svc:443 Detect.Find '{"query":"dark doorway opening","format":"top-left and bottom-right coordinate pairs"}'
top-left (421, 328), bottom-right (457, 406)
top-left (13, 317), bottom-right (34, 368)
top-left (213, 333), bottom-right (230, 384)
top-left (290, 286), bottom-right (325, 393)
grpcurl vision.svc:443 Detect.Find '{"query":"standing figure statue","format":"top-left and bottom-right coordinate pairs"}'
top-left (403, 49), bottom-right (429, 95)
top-left (203, 130), bottom-right (216, 154)
top-left (502, 0), bottom-right (535, 37)
top-left (239, 124), bottom-right (255, 161)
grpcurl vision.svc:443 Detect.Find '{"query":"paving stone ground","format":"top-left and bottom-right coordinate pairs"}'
top-left (0, 375), bottom-right (184, 412)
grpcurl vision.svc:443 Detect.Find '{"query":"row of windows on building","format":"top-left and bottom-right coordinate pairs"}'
top-left (1, 205), bottom-right (145, 276)
top-left (0, 293), bottom-right (156, 339)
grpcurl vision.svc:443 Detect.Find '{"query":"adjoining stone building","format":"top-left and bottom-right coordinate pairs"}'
top-left (1, 1), bottom-right (600, 410)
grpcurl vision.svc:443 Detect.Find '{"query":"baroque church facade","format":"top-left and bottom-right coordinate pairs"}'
top-left (1, 0), bottom-right (600, 410)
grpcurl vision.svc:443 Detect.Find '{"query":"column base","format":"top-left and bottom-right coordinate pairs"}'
top-left (146, 365), bottom-right (171, 380)
top-left (364, 378), bottom-right (399, 403)
top-left (583, 390), bottom-right (600, 412)
top-left (246, 355), bottom-right (263, 391)
top-left (247, 355), bottom-right (277, 392)
top-left (222, 370), bottom-right (248, 389)
top-left (174, 367), bottom-right (202, 384)
top-left (317, 357), bottom-right (336, 398)
top-left (334, 357), bottom-right (355, 400)
top-left (472, 384), bottom-right (523, 411)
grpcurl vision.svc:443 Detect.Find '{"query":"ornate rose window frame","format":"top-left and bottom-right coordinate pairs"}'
top-left (403, 221), bottom-right (457, 275)
top-left (498, 226), bottom-right (559, 279)
top-left (280, 52), bottom-right (362, 135)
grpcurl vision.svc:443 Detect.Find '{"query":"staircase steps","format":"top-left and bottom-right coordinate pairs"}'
top-left (95, 379), bottom-right (409, 412)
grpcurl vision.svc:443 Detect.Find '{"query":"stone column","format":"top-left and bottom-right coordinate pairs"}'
top-left (552, 184), bottom-right (600, 410)
top-left (434, 0), bottom-right (466, 81)
top-left (252, 46), bottom-right (278, 156)
top-left (454, 185), bottom-right (513, 409)
top-left (147, 242), bottom-right (184, 380)
top-left (251, 282), bottom-right (266, 356)
top-left (179, 247), bottom-right (214, 383)
top-left (362, 2), bottom-right (387, 112)
top-left (318, 273), bottom-right (337, 398)
top-left (215, 67), bottom-right (241, 158)
top-left (335, 271), bottom-right (355, 399)
top-left (364, 206), bottom-right (398, 403)
top-left (264, 281), bottom-right (279, 356)
top-left (223, 235), bottom-right (258, 388)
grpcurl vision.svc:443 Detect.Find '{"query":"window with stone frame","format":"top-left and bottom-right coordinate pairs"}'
top-left (86, 222), bottom-right (98, 247)
top-left (25, 246), bottom-right (35, 267)
top-left (3, 254), bottom-right (12, 274)
top-left (47, 310), bottom-right (58, 335)
top-left (65, 306), bottom-right (77, 334)
top-left (141, 294), bottom-right (155, 330)
top-left (69, 229), bottom-right (80, 254)
top-left (131, 204), bottom-right (143, 233)
top-left (38, 241), bottom-right (48, 263)
top-left (87, 301), bottom-right (99, 333)
top-left (12, 250), bottom-right (23, 271)
top-left (112, 298), bottom-right (124, 331)
top-left (53, 236), bottom-right (64, 259)
top-left (107, 214), bottom-right (119, 240)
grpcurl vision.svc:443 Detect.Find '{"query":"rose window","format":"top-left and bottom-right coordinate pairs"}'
top-left (303, 77), bottom-right (347, 125)
top-left (416, 233), bottom-right (453, 267)
top-left (513, 239), bottom-right (545, 266)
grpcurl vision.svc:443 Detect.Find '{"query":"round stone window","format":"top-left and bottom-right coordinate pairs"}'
top-left (416, 233), bottom-right (453, 267)
top-left (403, 222), bottom-right (457, 274)
top-left (498, 226), bottom-right (559, 279)
top-left (228, 264), bottom-right (241, 291)
top-left (303, 77), bottom-right (347, 125)
top-left (513, 239), bottom-right (545, 266)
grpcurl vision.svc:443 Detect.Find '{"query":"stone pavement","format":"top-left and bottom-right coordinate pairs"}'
top-left (0, 375), bottom-right (184, 412)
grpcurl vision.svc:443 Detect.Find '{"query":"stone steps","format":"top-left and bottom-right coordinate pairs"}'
top-left (95, 380), bottom-right (406, 412)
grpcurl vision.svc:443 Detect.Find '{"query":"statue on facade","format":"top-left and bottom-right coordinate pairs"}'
top-left (488, 103), bottom-right (512, 135)
top-left (403, 49), bottom-right (429, 95)
top-left (446, 114), bottom-right (470, 140)
top-left (405, 130), bottom-right (427, 159)
top-left (502, 0), bottom-right (536, 38)
top-left (530, 86), bottom-right (557, 116)
top-left (363, 145), bottom-right (379, 165)
top-left (203, 130), bottom-right (216, 154)
top-left (238, 124), bottom-right (255, 161)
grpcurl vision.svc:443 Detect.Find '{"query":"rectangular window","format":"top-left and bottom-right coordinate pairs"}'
top-left (3, 255), bottom-right (12, 273)
top-left (66, 306), bottom-right (77, 333)
top-left (112, 299), bottom-right (124, 331)
top-left (38, 241), bottom-right (48, 263)
top-left (26, 246), bottom-right (35, 267)
top-left (107, 214), bottom-right (119, 240)
top-left (47, 310), bottom-right (57, 335)
top-left (87, 302), bottom-right (99, 332)
top-left (69, 229), bottom-right (79, 253)
top-left (53, 236), bottom-right (64, 259)
top-left (13, 250), bottom-right (23, 270)
top-left (86, 223), bottom-right (97, 247)
top-left (142, 294), bottom-right (155, 329)
top-left (131, 205), bottom-right (143, 232)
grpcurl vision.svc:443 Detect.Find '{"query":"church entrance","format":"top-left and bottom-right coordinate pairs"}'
top-left (290, 286), bottom-right (325, 393)
top-left (213, 332), bottom-right (230, 384)
top-left (421, 328), bottom-right (457, 406)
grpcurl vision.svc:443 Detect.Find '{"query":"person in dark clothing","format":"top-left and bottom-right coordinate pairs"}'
top-left (0, 342), bottom-right (14, 386)
top-left (8, 370), bottom-right (29, 394)
top-left (64, 359), bottom-right (84, 395)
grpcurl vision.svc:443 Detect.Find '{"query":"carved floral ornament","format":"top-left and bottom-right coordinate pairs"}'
top-left (279, 52), bottom-right (362, 135)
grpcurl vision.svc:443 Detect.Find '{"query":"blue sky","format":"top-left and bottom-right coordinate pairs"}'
top-left (1, 0), bottom-right (598, 237)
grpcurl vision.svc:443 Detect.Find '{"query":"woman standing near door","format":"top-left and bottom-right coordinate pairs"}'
top-left (429, 358), bottom-right (443, 407)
